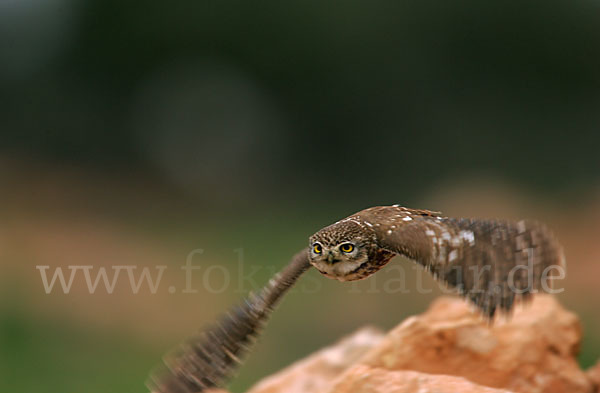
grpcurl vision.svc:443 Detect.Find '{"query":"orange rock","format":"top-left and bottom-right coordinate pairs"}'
top-left (329, 365), bottom-right (513, 393)
top-left (586, 360), bottom-right (600, 392)
top-left (359, 295), bottom-right (592, 393)
top-left (216, 295), bottom-right (592, 393)
top-left (246, 327), bottom-right (384, 393)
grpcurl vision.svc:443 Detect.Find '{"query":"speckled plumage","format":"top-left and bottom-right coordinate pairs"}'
top-left (149, 205), bottom-right (565, 393)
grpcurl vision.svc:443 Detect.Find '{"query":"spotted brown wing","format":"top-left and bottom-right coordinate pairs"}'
top-left (360, 207), bottom-right (565, 318)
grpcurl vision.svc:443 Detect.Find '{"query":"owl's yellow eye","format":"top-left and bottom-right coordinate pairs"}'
top-left (340, 243), bottom-right (354, 253)
top-left (313, 243), bottom-right (323, 254)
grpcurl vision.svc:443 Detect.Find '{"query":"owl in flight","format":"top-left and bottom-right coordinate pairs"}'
top-left (149, 205), bottom-right (565, 393)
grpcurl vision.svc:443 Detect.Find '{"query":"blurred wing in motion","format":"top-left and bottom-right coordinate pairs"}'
top-left (148, 249), bottom-right (311, 393)
top-left (361, 207), bottom-right (565, 318)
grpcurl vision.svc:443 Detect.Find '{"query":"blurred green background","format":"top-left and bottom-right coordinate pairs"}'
top-left (1, 1), bottom-right (599, 392)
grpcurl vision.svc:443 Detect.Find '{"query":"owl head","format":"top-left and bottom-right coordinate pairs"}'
top-left (308, 219), bottom-right (377, 281)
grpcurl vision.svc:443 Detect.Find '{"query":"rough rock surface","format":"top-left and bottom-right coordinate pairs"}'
top-left (227, 295), bottom-right (596, 393)
top-left (246, 327), bottom-right (385, 393)
top-left (586, 361), bottom-right (600, 393)
top-left (359, 295), bottom-right (591, 393)
top-left (328, 365), bottom-right (512, 393)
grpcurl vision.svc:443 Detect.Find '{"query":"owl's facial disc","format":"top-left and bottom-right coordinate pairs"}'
top-left (308, 219), bottom-right (381, 281)
top-left (308, 238), bottom-right (369, 281)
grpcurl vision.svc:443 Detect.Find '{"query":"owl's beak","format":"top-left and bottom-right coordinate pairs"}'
top-left (326, 251), bottom-right (337, 263)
